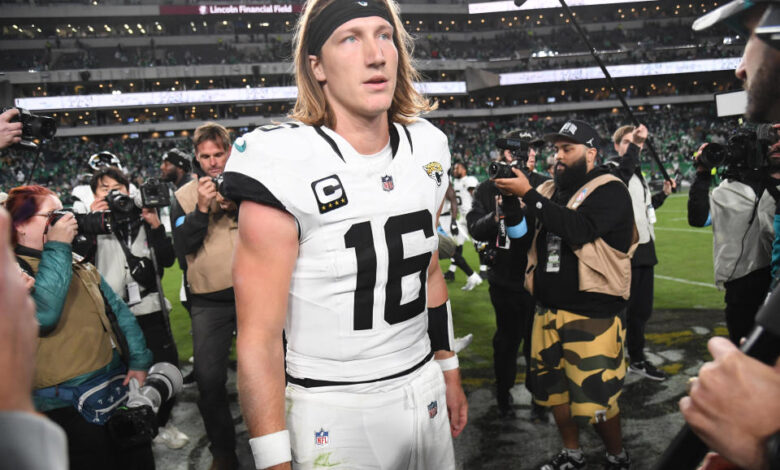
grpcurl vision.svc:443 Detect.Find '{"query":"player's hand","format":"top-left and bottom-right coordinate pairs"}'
top-left (0, 108), bottom-right (22, 150)
top-left (90, 197), bottom-right (109, 212)
top-left (197, 176), bottom-right (217, 213)
top-left (0, 208), bottom-right (37, 413)
top-left (140, 207), bottom-right (161, 229)
top-left (493, 167), bottom-right (532, 197)
top-left (680, 337), bottom-right (780, 470)
top-left (46, 213), bottom-right (78, 245)
top-left (632, 124), bottom-right (648, 147)
top-left (443, 368), bottom-right (468, 438)
top-left (450, 220), bottom-right (459, 236)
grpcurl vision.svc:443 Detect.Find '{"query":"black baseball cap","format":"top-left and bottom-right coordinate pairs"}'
top-left (543, 120), bottom-right (601, 149)
top-left (162, 148), bottom-right (192, 172)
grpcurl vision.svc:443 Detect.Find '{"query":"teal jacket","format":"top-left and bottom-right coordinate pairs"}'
top-left (18, 242), bottom-right (153, 411)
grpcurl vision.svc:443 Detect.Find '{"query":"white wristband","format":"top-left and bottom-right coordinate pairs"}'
top-left (436, 355), bottom-right (459, 371)
top-left (249, 430), bottom-right (292, 469)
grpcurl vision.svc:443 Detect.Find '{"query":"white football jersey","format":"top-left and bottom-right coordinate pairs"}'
top-left (452, 175), bottom-right (479, 217)
top-left (223, 119), bottom-right (451, 383)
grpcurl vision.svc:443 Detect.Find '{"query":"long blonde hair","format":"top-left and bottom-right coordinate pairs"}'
top-left (289, 0), bottom-right (436, 127)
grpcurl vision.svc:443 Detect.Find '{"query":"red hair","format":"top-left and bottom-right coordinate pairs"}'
top-left (5, 185), bottom-right (57, 246)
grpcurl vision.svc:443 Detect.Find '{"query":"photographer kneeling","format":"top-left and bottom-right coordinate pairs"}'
top-left (7, 185), bottom-right (154, 470)
top-left (89, 166), bottom-right (188, 449)
top-left (687, 123), bottom-right (780, 344)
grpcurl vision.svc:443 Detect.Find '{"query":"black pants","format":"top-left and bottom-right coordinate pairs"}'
top-left (46, 406), bottom-right (155, 470)
top-left (724, 266), bottom-right (771, 344)
top-left (191, 302), bottom-right (238, 462)
top-left (450, 244), bottom-right (475, 276)
top-left (626, 265), bottom-right (654, 362)
top-left (135, 310), bottom-right (180, 427)
top-left (488, 284), bottom-right (535, 398)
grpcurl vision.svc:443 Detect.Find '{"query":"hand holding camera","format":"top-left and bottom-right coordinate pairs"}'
top-left (47, 212), bottom-right (78, 245)
top-left (0, 108), bottom-right (23, 149)
top-left (90, 197), bottom-right (110, 212)
top-left (197, 176), bottom-right (218, 213)
top-left (140, 208), bottom-right (161, 229)
top-left (632, 124), bottom-right (648, 148)
top-left (493, 167), bottom-right (532, 197)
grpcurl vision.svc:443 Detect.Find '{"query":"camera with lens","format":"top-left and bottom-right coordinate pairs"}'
top-left (695, 124), bottom-right (777, 172)
top-left (488, 160), bottom-right (523, 179)
top-left (107, 362), bottom-right (183, 448)
top-left (138, 178), bottom-right (170, 208)
top-left (3, 107), bottom-right (57, 150)
top-left (211, 174), bottom-right (224, 194)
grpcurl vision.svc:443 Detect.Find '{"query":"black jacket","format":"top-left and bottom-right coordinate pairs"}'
top-left (523, 167), bottom-right (635, 317)
top-left (467, 172), bottom-right (549, 291)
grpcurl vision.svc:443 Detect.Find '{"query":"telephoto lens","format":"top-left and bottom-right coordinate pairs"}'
top-left (127, 362), bottom-right (184, 414)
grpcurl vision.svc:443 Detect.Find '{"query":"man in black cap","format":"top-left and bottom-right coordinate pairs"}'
top-left (160, 148), bottom-right (193, 190)
top-left (495, 119), bottom-right (636, 470)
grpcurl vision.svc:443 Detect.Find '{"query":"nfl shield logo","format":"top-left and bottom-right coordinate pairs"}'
top-left (428, 401), bottom-right (438, 419)
top-left (315, 428), bottom-right (329, 447)
top-left (381, 175), bottom-right (394, 192)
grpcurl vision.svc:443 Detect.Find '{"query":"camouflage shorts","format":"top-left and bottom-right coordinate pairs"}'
top-left (528, 308), bottom-right (626, 425)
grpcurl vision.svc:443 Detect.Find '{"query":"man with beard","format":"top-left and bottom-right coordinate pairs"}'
top-left (161, 149), bottom-right (193, 190)
top-left (495, 120), bottom-right (636, 470)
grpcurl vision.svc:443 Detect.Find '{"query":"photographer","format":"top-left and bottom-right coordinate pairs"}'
top-left (608, 124), bottom-right (674, 381)
top-left (72, 151), bottom-right (134, 214)
top-left (494, 120), bottom-right (636, 470)
top-left (6, 185), bottom-right (154, 470)
top-left (88, 166), bottom-right (188, 449)
top-left (170, 122), bottom-right (238, 469)
top-left (467, 130), bottom-right (549, 420)
top-left (687, 124), bottom-right (780, 345)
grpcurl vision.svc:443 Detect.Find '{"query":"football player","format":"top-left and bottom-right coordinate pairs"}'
top-left (221, 1), bottom-right (468, 469)
top-left (440, 161), bottom-right (483, 291)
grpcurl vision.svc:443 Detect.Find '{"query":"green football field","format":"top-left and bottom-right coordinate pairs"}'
top-left (161, 193), bottom-right (724, 370)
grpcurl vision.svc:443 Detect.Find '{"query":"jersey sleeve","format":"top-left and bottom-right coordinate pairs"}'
top-left (220, 129), bottom-right (289, 213)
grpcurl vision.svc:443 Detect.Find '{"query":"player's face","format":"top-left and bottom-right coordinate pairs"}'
top-left (311, 16), bottom-right (398, 124)
top-left (735, 9), bottom-right (780, 122)
top-left (453, 163), bottom-right (466, 178)
top-left (196, 139), bottom-right (230, 177)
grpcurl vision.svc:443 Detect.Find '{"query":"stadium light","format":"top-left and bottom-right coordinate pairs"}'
top-left (469, 0), bottom-right (659, 14)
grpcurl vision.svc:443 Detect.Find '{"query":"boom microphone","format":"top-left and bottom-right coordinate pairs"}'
top-left (514, 0), bottom-right (528, 5)
top-left (652, 285), bottom-right (780, 470)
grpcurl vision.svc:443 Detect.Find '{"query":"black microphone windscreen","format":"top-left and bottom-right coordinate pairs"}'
top-left (514, 0), bottom-right (528, 6)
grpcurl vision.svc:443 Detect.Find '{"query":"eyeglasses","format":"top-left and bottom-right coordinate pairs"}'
top-left (35, 211), bottom-right (55, 218)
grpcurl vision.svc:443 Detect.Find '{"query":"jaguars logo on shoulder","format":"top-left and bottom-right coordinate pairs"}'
top-left (423, 162), bottom-right (444, 187)
top-left (233, 137), bottom-right (247, 153)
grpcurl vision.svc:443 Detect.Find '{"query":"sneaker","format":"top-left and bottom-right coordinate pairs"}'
top-left (444, 270), bottom-right (456, 282)
top-left (539, 449), bottom-right (586, 470)
top-left (462, 272), bottom-right (483, 291)
top-left (154, 423), bottom-right (190, 449)
top-left (453, 333), bottom-right (473, 353)
top-left (604, 450), bottom-right (631, 470)
top-left (629, 360), bottom-right (668, 381)
top-left (529, 402), bottom-right (549, 424)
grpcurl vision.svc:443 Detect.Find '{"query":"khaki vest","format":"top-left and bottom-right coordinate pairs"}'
top-left (525, 174), bottom-right (639, 300)
top-left (20, 255), bottom-right (119, 389)
top-left (174, 179), bottom-right (238, 294)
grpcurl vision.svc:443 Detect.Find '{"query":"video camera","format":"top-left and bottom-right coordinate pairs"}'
top-left (107, 362), bottom-right (183, 449)
top-left (3, 107), bottom-right (56, 150)
top-left (695, 124), bottom-right (778, 172)
top-left (491, 134), bottom-right (545, 177)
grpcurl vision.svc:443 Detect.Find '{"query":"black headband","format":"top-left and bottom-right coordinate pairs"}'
top-left (307, 0), bottom-right (394, 55)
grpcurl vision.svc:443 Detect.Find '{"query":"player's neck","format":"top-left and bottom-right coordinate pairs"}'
top-left (331, 112), bottom-right (391, 155)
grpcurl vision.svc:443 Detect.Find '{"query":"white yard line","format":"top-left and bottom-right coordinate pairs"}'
top-left (655, 274), bottom-right (718, 289)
